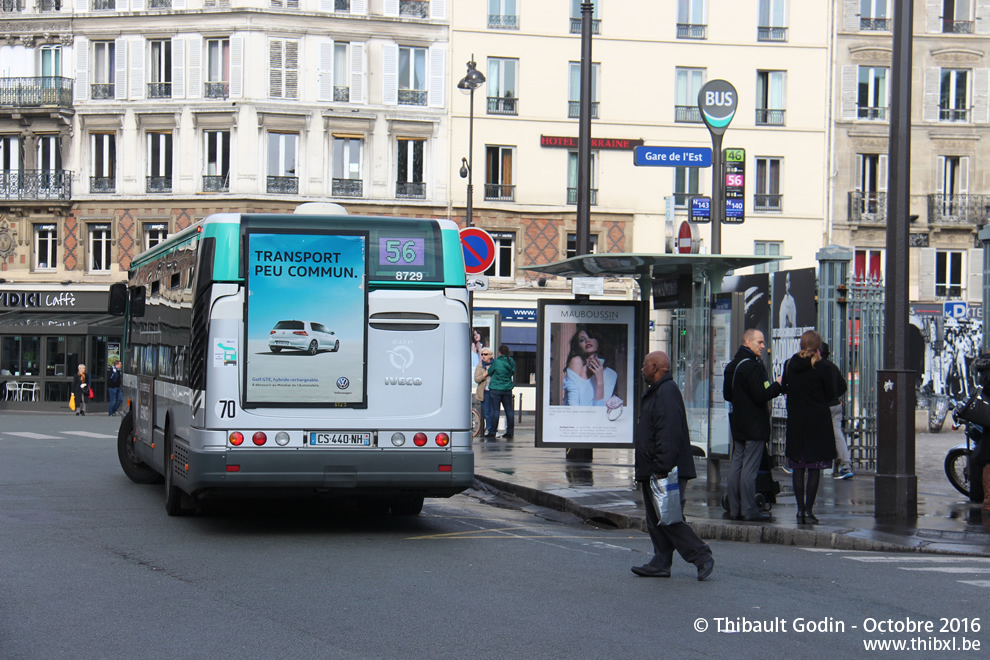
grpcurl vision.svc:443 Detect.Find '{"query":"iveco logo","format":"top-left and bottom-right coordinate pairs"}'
top-left (336, 377), bottom-right (350, 389)
top-left (385, 377), bottom-right (423, 386)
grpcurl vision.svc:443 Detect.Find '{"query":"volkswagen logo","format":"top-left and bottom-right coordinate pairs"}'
top-left (336, 377), bottom-right (350, 389)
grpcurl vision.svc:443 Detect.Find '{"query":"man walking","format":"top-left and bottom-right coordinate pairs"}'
top-left (724, 329), bottom-right (783, 522)
top-left (107, 360), bottom-right (123, 417)
top-left (632, 351), bottom-right (714, 581)
top-left (820, 343), bottom-right (853, 479)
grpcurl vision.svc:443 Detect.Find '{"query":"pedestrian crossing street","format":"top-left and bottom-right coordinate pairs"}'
top-left (1, 431), bottom-right (116, 440)
top-left (801, 548), bottom-right (990, 589)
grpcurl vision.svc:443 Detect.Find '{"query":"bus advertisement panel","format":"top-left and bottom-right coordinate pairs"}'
top-left (244, 229), bottom-right (369, 407)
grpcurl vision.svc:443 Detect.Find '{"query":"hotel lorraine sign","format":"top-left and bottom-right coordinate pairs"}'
top-left (540, 135), bottom-right (644, 150)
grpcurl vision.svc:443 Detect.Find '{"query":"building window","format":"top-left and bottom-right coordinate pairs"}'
top-left (89, 224), bottom-right (112, 272)
top-left (205, 38), bottom-right (230, 98)
top-left (91, 41), bottom-right (115, 99)
top-left (852, 153), bottom-right (887, 222)
top-left (144, 223), bottom-right (169, 251)
top-left (565, 233), bottom-right (599, 259)
top-left (942, 0), bottom-right (974, 33)
top-left (489, 0), bottom-right (518, 29)
top-left (860, 0), bottom-right (891, 30)
top-left (40, 45), bottom-right (62, 79)
top-left (569, 0), bottom-right (600, 34)
top-left (487, 58), bottom-right (518, 115)
top-left (0, 136), bottom-right (22, 171)
top-left (567, 151), bottom-right (598, 206)
top-left (203, 130), bottom-right (230, 192)
top-left (939, 68), bottom-right (970, 121)
top-left (396, 138), bottom-right (425, 198)
top-left (754, 241), bottom-right (781, 274)
top-left (331, 42), bottom-right (351, 102)
top-left (936, 250), bottom-right (964, 298)
top-left (269, 38), bottom-right (299, 100)
top-left (755, 157), bottom-right (782, 212)
top-left (34, 224), bottom-right (57, 271)
top-left (146, 132), bottom-right (173, 193)
top-left (757, 0), bottom-right (788, 41)
top-left (148, 40), bottom-right (172, 99)
top-left (332, 136), bottom-right (363, 197)
top-left (675, 68), bottom-right (705, 122)
top-left (90, 133), bottom-right (116, 193)
top-left (673, 166), bottom-right (700, 207)
top-left (267, 132), bottom-right (298, 193)
top-left (677, 0), bottom-right (707, 38)
top-left (398, 46), bottom-right (427, 106)
top-left (855, 248), bottom-right (884, 280)
top-left (756, 70), bottom-right (786, 125)
top-left (568, 62), bottom-right (600, 118)
top-left (485, 231), bottom-right (515, 278)
top-left (485, 146), bottom-right (514, 201)
top-left (857, 66), bottom-right (888, 120)
top-left (935, 155), bottom-right (970, 220)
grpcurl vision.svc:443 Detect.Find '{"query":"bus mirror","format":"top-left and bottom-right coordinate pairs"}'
top-left (108, 283), bottom-right (128, 315)
top-left (130, 286), bottom-right (147, 317)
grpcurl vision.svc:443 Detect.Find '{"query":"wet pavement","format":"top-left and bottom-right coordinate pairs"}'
top-left (473, 415), bottom-right (990, 557)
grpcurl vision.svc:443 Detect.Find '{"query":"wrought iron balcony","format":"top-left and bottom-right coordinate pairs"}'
top-left (0, 170), bottom-right (71, 200)
top-left (396, 181), bottom-right (425, 199)
top-left (570, 17), bottom-right (600, 34)
top-left (332, 178), bottom-right (363, 197)
top-left (754, 193), bottom-right (782, 212)
top-left (202, 175), bottom-right (228, 192)
top-left (90, 176), bottom-right (115, 193)
top-left (848, 191), bottom-right (887, 224)
top-left (91, 83), bottom-right (114, 99)
top-left (567, 188), bottom-right (597, 206)
top-left (399, 0), bottom-right (427, 18)
top-left (757, 26), bottom-right (787, 41)
top-left (335, 0), bottom-right (349, 10)
top-left (398, 89), bottom-right (427, 105)
top-left (928, 193), bottom-right (990, 225)
top-left (146, 176), bottom-right (172, 193)
top-left (148, 0), bottom-right (171, 7)
top-left (487, 96), bottom-right (517, 115)
top-left (334, 86), bottom-right (350, 102)
top-left (861, 17), bottom-right (891, 30)
top-left (0, 77), bottom-right (73, 108)
top-left (484, 184), bottom-right (515, 202)
top-left (675, 105), bottom-right (702, 123)
top-left (943, 20), bottom-right (974, 33)
top-left (267, 176), bottom-right (298, 194)
top-left (939, 107), bottom-right (969, 122)
top-left (567, 100), bottom-right (598, 119)
top-left (676, 23), bottom-right (707, 39)
top-left (488, 14), bottom-right (518, 29)
top-left (755, 108), bottom-right (786, 126)
top-left (92, 0), bottom-right (114, 9)
top-left (858, 105), bottom-right (888, 120)
top-left (147, 82), bottom-right (171, 99)
top-left (204, 81), bottom-right (229, 98)
top-left (39, 0), bottom-right (61, 10)
top-left (1, 0), bottom-right (24, 12)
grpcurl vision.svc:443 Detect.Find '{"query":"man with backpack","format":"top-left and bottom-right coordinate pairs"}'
top-left (724, 329), bottom-right (783, 522)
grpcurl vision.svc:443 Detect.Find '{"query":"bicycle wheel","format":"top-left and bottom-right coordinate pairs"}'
top-left (944, 448), bottom-right (971, 497)
top-left (471, 407), bottom-right (483, 437)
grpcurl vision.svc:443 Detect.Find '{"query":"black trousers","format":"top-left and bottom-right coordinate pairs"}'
top-left (640, 479), bottom-right (712, 570)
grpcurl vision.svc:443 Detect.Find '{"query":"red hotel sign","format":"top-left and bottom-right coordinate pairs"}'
top-left (540, 135), bottom-right (644, 150)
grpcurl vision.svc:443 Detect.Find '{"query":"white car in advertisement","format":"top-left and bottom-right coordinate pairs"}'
top-left (268, 320), bottom-right (339, 355)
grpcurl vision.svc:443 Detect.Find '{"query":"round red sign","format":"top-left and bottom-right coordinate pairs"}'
top-left (677, 221), bottom-right (695, 254)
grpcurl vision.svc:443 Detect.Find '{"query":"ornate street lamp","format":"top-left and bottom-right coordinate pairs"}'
top-left (457, 56), bottom-right (486, 228)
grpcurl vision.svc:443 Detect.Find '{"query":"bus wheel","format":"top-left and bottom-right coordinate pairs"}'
top-left (164, 429), bottom-right (192, 516)
top-left (117, 412), bottom-right (163, 485)
top-left (391, 496), bottom-right (424, 516)
top-left (308, 340), bottom-right (319, 355)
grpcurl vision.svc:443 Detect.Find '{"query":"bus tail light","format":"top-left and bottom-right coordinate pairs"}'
top-left (252, 431), bottom-right (267, 446)
top-left (226, 465), bottom-right (240, 472)
top-left (229, 431), bottom-right (244, 446)
top-left (275, 432), bottom-right (290, 446)
top-left (391, 432), bottom-right (406, 446)
top-left (435, 433), bottom-right (450, 447)
top-left (438, 465), bottom-right (452, 472)
top-left (413, 433), bottom-right (428, 447)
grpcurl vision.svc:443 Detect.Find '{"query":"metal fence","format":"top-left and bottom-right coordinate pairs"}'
top-left (840, 277), bottom-right (885, 472)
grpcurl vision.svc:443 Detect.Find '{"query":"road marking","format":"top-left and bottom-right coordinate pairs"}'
top-left (958, 580), bottom-right (990, 588)
top-left (843, 556), bottom-right (990, 563)
top-left (2, 432), bottom-right (60, 439)
top-left (798, 548), bottom-right (870, 553)
top-left (898, 567), bottom-right (990, 573)
top-left (63, 431), bottom-right (116, 438)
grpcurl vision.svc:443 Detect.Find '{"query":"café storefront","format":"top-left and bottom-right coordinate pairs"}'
top-left (0, 285), bottom-right (123, 411)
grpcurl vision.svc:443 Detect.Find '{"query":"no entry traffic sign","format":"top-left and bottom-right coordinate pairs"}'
top-left (460, 227), bottom-right (496, 274)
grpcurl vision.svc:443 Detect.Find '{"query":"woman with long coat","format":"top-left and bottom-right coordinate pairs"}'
top-left (781, 330), bottom-right (836, 524)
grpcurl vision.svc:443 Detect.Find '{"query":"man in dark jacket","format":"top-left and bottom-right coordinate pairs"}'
top-left (820, 343), bottom-right (853, 479)
top-left (724, 329), bottom-right (783, 521)
top-left (632, 351), bottom-right (714, 581)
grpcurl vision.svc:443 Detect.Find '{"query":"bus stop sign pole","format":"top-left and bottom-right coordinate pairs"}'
top-left (698, 80), bottom-right (737, 255)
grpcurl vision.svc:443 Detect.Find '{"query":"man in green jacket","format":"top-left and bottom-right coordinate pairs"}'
top-left (486, 345), bottom-right (515, 439)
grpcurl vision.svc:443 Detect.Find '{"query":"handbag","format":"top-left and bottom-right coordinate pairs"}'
top-left (88, 386), bottom-right (94, 400)
top-left (648, 467), bottom-right (683, 526)
top-left (69, 394), bottom-right (76, 411)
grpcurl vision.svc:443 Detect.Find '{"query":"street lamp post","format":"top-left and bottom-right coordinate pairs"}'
top-left (458, 56), bottom-right (486, 229)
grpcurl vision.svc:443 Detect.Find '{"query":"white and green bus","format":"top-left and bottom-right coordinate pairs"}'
top-left (111, 204), bottom-right (473, 515)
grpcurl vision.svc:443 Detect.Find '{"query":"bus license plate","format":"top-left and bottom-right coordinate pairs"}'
top-left (309, 432), bottom-right (371, 446)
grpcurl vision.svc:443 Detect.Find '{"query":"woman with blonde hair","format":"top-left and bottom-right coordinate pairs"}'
top-left (72, 363), bottom-right (91, 416)
top-left (781, 330), bottom-right (836, 523)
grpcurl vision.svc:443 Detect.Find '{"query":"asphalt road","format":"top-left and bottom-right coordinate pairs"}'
top-left (2, 413), bottom-right (988, 659)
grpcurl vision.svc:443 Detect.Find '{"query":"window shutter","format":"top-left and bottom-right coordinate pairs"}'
top-left (75, 0), bottom-right (87, 11)
top-left (173, 0), bottom-right (185, 8)
top-left (230, 36), bottom-right (244, 98)
top-left (974, 69), bottom-right (990, 122)
top-left (843, 0), bottom-right (860, 31)
top-left (919, 248), bottom-right (936, 299)
top-left (285, 40), bottom-right (298, 99)
top-left (187, 37), bottom-right (202, 99)
top-left (936, 156), bottom-right (946, 194)
top-left (270, 39), bottom-right (283, 98)
top-left (350, 42), bottom-right (366, 104)
top-left (172, 36), bottom-right (185, 98)
top-left (878, 154), bottom-right (888, 192)
top-left (923, 68), bottom-right (939, 122)
top-left (431, 0), bottom-right (446, 19)
top-left (926, 0), bottom-right (942, 32)
top-left (351, 0), bottom-right (366, 14)
top-left (132, 0), bottom-right (144, 9)
top-left (114, 38), bottom-right (128, 100)
top-left (318, 40), bottom-right (334, 102)
top-left (841, 65), bottom-right (857, 120)
top-left (383, 0), bottom-right (398, 16)
top-left (319, 0), bottom-right (331, 10)
top-left (428, 43), bottom-right (446, 108)
top-left (855, 154), bottom-right (863, 192)
top-left (129, 38), bottom-right (145, 100)
top-left (382, 43), bottom-right (398, 105)
top-left (969, 249), bottom-right (983, 301)
top-left (978, 0), bottom-right (990, 34)
top-left (75, 37), bottom-right (89, 102)
top-left (960, 156), bottom-right (970, 194)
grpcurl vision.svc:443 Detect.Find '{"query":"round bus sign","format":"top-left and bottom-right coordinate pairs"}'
top-left (698, 80), bottom-right (738, 136)
top-left (460, 227), bottom-right (496, 274)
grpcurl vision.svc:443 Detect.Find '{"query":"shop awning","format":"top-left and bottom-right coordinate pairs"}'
top-left (0, 311), bottom-right (124, 334)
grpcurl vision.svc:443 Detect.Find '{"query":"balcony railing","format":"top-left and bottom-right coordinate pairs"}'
top-left (332, 178), bottom-right (363, 197)
top-left (91, 83), bottom-right (114, 99)
top-left (146, 176), bottom-right (172, 193)
top-left (944, 20), bottom-right (974, 34)
top-left (484, 183), bottom-right (515, 202)
top-left (148, 0), bottom-right (170, 7)
top-left (399, 0), bottom-right (427, 18)
top-left (0, 77), bottom-right (73, 107)
top-left (861, 17), bottom-right (891, 30)
top-left (39, 0), bottom-right (60, 9)
top-left (398, 89), bottom-right (427, 105)
top-left (755, 108), bottom-right (786, 126)
top-left (334, 86), bottom-right (350, 102)
top-left (90, 176), bottom-right (115, 193)
top-left (147, 82), bottom-right (171, 99)
top-left (754, 193), bottom-right (783, 212)
top-left (0, 170), bottom-right (71, 200)
top-left (204, 81), bottom-right (229, 98)
top-left (1, 0), bottom-right (24, 12)
top-left (676, 23), bottom-right (707, 39)
top-left (939, 107), bottom-right (969, 122)
top-left (487, 96), bottom-right (518, 115)
top-left (202, 175), bottom-right (228, 192)
top-left (267, 176), bottom-right (298, 194)
top-left (848, 191), bottom-right (887, 224)
top-left (570, 17), bottom-right (600, 34)
top-left (488, 14), bottom-right (518, 29)
top-left (675, 105), bottom-right (703, 123)
top-left (568, 100), bottom-right (598, 119)
top-left (858, 105), bottom-right (888, 120)
top-left (757, 26), bottom-right (787, 41)
top-left (92, 0), bottom-right (114, 9)
top-left (396, 181), bottom-right (426, 199)
top-left (567, 188), bottom-right (598, 206)
top-left (928, 193), bottom-right (990, 225)
top-left (335, 0), bottom-right (349, 10)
